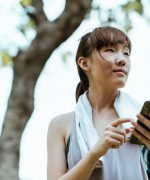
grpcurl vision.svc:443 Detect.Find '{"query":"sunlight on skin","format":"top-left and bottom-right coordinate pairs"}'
top-left (0, 0), bottom-right (150, 179)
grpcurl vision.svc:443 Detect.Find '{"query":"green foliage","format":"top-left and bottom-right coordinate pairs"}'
top-left (19, 0), bottom-right (36, 36)
top-left (18, 19), bottom-right (36, 36)
top-left (124, 13), bottom-right (132, 32)
top-left (92, 4), bottom-right (101, 19)
top-left (122, 0), bottom-right (143, 15)
top-left (61, 51), bottom-right (72, 64)
top-left (120, 0), bottom-right (144, 31)
top-left (20, 0), bottom-right (32, 7)
top-left (0, 50), bottom-right (13, 66)
top-left (91, 0), bottom-right (146, 32)
top-left (107, 9), bottom-right (117, 23)
top-left (1, 0), bottom-right (150, 68)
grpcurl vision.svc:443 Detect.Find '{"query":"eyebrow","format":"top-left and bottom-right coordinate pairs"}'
top-left (104, 44), bottom-right (129, 50)
top-left (123, 44), bottom-right (129, 49)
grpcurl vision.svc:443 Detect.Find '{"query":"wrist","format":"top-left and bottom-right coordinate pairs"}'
top-left (89, 146), bottom-right (103, 161)
top-left (91, 141), bottom-right (108, 158)
top-left (88, 148), bottom-right (104, 169)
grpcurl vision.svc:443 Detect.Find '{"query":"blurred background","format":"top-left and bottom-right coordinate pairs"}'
top-left (0, 0), bottom-right (150, 179)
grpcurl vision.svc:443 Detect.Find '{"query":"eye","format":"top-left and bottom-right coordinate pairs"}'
top-left (105, 49), bottom-right (115, 52)
top-left (124, 52), bottom-right (130, 56)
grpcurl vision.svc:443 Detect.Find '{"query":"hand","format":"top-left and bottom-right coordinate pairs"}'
top-left (131, 114), bottom-right (150, 150)
top-left (93, 118), bottom-right (132, 156)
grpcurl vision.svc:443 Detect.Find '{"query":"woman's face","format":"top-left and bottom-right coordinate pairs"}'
top-left (88, 43), bottom-right (131, 89)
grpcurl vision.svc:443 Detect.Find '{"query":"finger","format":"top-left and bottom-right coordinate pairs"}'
top-left (124, 127), bottom-right (134, 134)
top-left (111, 138), bottom-right (122, 149)
top-left (111, 118), bottom-right (131, 127)
top-left (106, 131), bottom-right (125, 144)
top-left (131, 121), bottom-right (150, 140)
top-left (106, 126), bottom-right (126, 136)
top-left (132, 130), bottom-right (150, 148)
top-left (131, 120), bottom-right (138, 128)
top-left (137, 114), bottom-right (150, 129)
top-left (112, 144), bottom-right (120, 149)
top-left (106, 137), bottom-right (121, 148)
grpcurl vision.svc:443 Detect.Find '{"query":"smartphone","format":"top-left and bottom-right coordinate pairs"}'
top-left (129, 101), bottom-right (150, 145)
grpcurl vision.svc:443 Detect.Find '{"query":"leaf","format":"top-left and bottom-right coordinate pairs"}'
top-left (1, 50), bottom-right (12, 66)
top-left (107, 9), bottom-right (116, 23)
top-left (20, 0), bottom-right (32, 7)
top-left (27, 19), bottom-right (36, 29)
top-left (124, 13), bottom-right (132, 32)
top-left (18, 19), bottom-right (36, 36)
top-left (18, 25), bottom-right (26, 36)
top-left (132, 1), bottom-right (143, 15)
top-left (92, 4), bottom-right (101, 12)
top-left (121, 0), bottom-right (143, 15)
top-left (61, 51), bottom-right (72, 64)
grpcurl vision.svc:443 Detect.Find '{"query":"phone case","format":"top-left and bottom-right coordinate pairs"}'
top-left (129, 101), bottom-right (150, 145)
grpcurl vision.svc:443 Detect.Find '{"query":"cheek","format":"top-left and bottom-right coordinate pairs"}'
top-left (127, 61), bottom-right (131, 72)
top-left (100, 64), bottom-right (113, 76)
top-left (99, 58), bottom-right (114, 69)
top-left (100, 62), bottom-right (114, 76)
top-left (92, 58), bottom-right (114, 76)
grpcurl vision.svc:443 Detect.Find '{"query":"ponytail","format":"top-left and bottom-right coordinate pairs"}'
top-left (75, 32), bottom-right (91, 102)
top-left (75, 79), bottom-right (89, 102)
top-left (75, 82), bottom-right (85, 102)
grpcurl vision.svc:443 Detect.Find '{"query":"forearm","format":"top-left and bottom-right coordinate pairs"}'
top-left (58, 150), bottom-right (101, 180)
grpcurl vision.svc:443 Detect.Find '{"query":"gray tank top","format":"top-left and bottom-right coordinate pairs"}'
top-left (67, 119), bottom-right (148, 180)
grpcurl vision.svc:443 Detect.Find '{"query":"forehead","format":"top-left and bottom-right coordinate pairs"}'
top-left (90, 28), bottom-right (131, 52)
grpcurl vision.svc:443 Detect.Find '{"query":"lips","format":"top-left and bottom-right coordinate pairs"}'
top-left (112, 69), bottom-right (127, 75)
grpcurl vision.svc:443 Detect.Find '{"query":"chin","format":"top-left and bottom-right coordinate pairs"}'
top-left (117, 81), bottom-right (126, 88)
top-left (114, 79), bottom-right (127, 89)
top-left (118, 84), bottom-right (126, 89)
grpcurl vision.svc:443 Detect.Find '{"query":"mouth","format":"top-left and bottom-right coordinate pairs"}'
top-left (112, 69), bottom-right (128, 75)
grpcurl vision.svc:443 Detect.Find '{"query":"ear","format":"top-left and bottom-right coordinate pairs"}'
top-left (77, 57), bottom-right (91, 72)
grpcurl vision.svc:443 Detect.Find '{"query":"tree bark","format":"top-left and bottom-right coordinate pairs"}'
top-left (0, 0), bottom-right (92, 179)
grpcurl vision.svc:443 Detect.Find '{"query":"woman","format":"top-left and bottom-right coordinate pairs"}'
top-left (47, 26), bottom-right (150, 180)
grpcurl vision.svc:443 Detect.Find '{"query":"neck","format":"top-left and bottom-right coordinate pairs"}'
top-left (87, 86), bottom-right (119, 112)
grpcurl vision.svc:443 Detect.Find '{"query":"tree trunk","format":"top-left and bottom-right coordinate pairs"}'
top-left (0, 0), bottom-right (92, 179)
top-left (0, 68), bottom-right (35, 180)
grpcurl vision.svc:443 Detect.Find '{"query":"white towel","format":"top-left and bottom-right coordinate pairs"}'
top-left (74, 90), bottom-right (141, 166)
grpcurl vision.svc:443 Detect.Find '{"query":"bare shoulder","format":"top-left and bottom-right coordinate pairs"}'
top-left (47, 111), bottom-right (74, 179)
top-left (47, 111), bottom-right (74, 145)
top-left (48, 111), bottom-right (74, 132)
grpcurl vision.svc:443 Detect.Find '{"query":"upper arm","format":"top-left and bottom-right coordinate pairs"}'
top-left (47, 116), bottom-right (67, 180)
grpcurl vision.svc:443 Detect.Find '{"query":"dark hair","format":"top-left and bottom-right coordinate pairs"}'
top-left (75, 26), bottom-right (131, 102)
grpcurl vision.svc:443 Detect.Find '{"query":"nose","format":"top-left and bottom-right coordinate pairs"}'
top-left (115, 52), bottom-right (126, 66)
